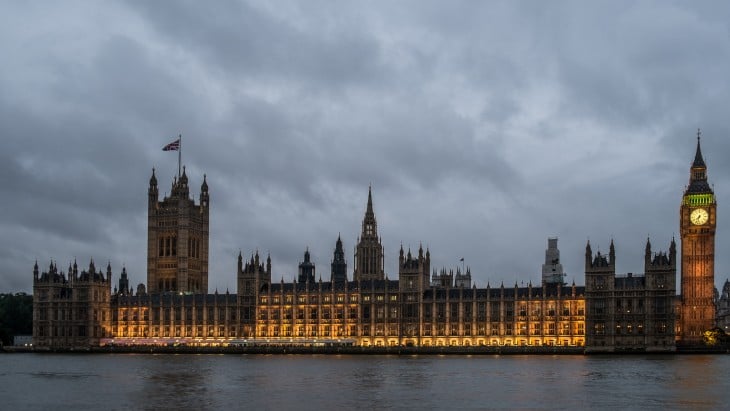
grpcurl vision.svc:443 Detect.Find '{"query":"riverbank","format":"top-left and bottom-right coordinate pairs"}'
top-left (4, 344), bottom-right (729, 355)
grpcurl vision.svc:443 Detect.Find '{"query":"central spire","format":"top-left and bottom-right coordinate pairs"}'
top-left (354, 185), bottom-right (384, 281)
top-left (361, 185), bottom-right (377, 238)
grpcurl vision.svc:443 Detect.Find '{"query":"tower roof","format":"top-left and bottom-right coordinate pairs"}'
top-left (693, 130), bottom-right (706, 169)
top-left (686, 130), bottom-right (713, 195)
top-left (366, 185), bottom-right (374, 218)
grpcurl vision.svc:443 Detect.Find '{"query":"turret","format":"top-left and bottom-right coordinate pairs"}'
top-left (148, 168), bottom-right (158, 209)
top-left (298, 248), bottom-right (316, 283)
top-left (645, 237), bottom-right (652, 266)
top-left (118, 266), bottom-right (130, 295)
top-left (200, 174), bottom-right (209, 209)
top-left (609, 239), bottom-right (615, 266)
top-left (585, 240), bottom-right (593, 272)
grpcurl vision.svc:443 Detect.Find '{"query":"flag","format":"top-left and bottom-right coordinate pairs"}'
top-left (162, 138), bottom-right (180, 151)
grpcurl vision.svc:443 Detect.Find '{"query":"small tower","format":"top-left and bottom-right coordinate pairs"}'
top-left (298, 248), bottom-right (316, 283)
top-left (237, 250), bottom-right (271, 298)
top-left (118, 266), bottom-right (130, 295)
top-left (330, 235), bottom-right (347, 284)
top-left (585, 240), bottom-right (615, 290)
top-left (584, 239), bottom-right (617, 350)
top-left (644, 238), bottom-right (676, 291)
top-left (432, 268), bottom-right (454, 288)
top-left (455, 267), bottom-right (472, 288)
top-left (398, 244), bottom-right (431, 345)
top-left (398, 244), bottom-right (431, 292)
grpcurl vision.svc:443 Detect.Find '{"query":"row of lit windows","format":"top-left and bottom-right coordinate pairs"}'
top-left (118, 326), bottom-right (234, 338)
top-left (108, 320), bottom-right (588, 339)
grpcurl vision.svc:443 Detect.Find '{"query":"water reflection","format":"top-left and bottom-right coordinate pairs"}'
top-left (135, 356), bottom-right (214, 410)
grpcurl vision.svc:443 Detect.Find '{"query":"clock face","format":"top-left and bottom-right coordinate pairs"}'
top-left (690, 208), bottom-right (709, 225)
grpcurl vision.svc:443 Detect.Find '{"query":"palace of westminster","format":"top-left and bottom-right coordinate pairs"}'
top-left (32, 136), bottom-right (722, 352)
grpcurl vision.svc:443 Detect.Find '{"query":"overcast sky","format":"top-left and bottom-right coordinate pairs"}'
top-left (2, 1), bottom-right (730, 294)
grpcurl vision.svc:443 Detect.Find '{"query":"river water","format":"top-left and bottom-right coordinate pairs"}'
top-left (1, 354), bottom-right (728, 410)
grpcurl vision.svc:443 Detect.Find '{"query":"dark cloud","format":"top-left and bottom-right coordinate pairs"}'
top-left (2, 1), bottom-right (730, 294)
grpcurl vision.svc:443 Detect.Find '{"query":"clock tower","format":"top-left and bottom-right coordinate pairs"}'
top-left (680, 131), bottom-right (717, 344)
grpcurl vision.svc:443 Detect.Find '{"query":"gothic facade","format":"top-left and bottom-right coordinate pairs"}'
top-left (32, 260), bottom-right (112, 348)
top-left (31, 135), bottom-right (717, 350)
top-left (584, 239), bottom-right (677, 352)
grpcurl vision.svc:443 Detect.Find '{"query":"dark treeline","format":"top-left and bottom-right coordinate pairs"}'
top-left (0, 293), bottom-right (32, 345)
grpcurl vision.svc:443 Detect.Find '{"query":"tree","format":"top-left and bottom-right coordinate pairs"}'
top-left (702, 327), bottom-right (729, 346)
top-left (0, 293), bottom-right (33, 346)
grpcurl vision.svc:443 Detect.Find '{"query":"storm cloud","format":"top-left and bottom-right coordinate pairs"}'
top-left (2, 1), bottom-right (730, 293)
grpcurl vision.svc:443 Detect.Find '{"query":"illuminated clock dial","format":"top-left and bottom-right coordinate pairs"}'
top-left (690, 208), bottom-right (709, 225)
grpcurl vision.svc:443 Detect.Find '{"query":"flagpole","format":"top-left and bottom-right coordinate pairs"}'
top-left (178, 134), bottom-right (182, 178)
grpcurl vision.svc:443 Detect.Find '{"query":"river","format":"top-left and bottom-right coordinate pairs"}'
top-left (1, 354), bottom-right (728, 410)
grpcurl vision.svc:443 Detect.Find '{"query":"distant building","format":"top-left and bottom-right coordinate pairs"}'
top-left (13, 335), bottom-right (32, 346)
top-left (716, 280), bottom-right (730, 333)
top-left (542, 238), bottom-right (565, 286)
